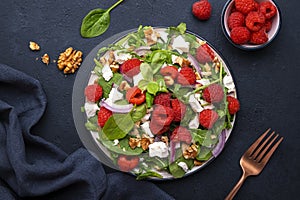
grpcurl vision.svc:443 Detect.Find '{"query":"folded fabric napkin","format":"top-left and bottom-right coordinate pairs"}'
top-left (0, 64), bottom-right (174, 200)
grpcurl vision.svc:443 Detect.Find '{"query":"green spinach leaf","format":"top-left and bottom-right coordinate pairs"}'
top-left (131, 104), bottom-right (147, 122)
top-left (81, 0), bottom-right (123, 38)
top-left (98, 73), bottom-right (123, 98)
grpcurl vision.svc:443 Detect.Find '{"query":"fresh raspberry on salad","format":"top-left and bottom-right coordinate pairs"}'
top-left (227, 96), bottom-right (240, 115)
top-left (259, 1), bottom-right (277, 19)
top-left (192, 0), bottom-right (212, 21)
top-left (153, 92), bottom-right (172, 107)
top-left (117, 155), bottom-right (139, 172)
top-left (245, 11), bottom-right (265, 32)
top-left (249, 27), bottom-right (268, 45)
top-left (97, 106), bottom-right (112, 128)
top-left (234, 0), bottom-right (257, 15)
top-left (199, 109), bottom-right (219, 129)
top-left (230, 27), bottom-right (251, 45)
top-left (149, 120), bottom-right (170, 135)
top-left (84, 84), bottom-right (103, 102)
top-left (196, 43), bottom-right (215, 64)
top-left (160, 66), bottom-right (179, 79)
top-left (177, 66), bottom-right (196, 85)
top-left (126, 86), bottom-right (146, 105)
top-left (228, 12), bottom-right (245, 30)
top-left (202, 83), bottom-right (224, 103)
top-left (120, 58), bottom-right (142, 77)
top-left (170, 126), bottom-right (192, 144)
top-left (171, 99), bottom-right (187, 122)
top-left (264, 19), bottom-right (272, 32)
top-left (151, 105), bottom-right (174, 126)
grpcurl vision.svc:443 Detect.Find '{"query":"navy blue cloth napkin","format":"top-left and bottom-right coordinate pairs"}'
top-left (0, 64), bottom-right (174, 200)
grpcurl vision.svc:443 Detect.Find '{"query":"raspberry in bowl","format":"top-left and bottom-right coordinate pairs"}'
top-left (221, 0), bottom-right (281, 50)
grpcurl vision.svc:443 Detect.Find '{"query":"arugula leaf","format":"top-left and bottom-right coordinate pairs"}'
top-left (102, 113), bottom-right (134, 140)
top-left (80, 0), bottom-right (123, 38)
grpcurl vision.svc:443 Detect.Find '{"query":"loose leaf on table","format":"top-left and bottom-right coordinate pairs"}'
top-left (80, 0), bottom-right (123, 38)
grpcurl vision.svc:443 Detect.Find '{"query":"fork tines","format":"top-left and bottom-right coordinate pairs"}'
top-left (248, 128), bottom-right (283, 163)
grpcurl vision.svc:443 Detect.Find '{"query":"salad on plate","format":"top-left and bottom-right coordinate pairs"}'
top-left (82, 23), bottom-right (240, 179)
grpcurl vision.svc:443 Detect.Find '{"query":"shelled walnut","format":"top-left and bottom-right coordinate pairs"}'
top-left (41, 54), bottom-right (50, 65)
top-left (57, 47), bottom-right (83, 74)
top-left (29, 41), bottom-right (40, 51)
top-left (183, 144), bottom-right (198, 159)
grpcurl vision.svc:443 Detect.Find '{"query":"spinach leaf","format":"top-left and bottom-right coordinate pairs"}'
top-left (131, 104), bottom-right (147, 122)
top-left (102, 113), bottom-right (134, 140)
top-left (147, 82), bottom-right (159, 95)
top-left (136, 171), bottom-right (163, 180)
top-left (85, 116), bottom-right (99, 132)
top-left (140, 63), bottom-right (153, 81)
top-left (169, 156), bottom-right (194, 178)
top-left (145, 92), bottom-right (154, 108)
top-left (98, 73), bottom-right (123, 98)
top-left (81, 0), bottom-right (123, 38)
top-left (196, 147), bottom-right (213, 161)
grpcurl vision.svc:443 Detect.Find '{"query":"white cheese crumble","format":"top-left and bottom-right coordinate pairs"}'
top-left (223, 74), bottom-right (235, 93)
top-left (149, 142), bottom-right (169, 158)
top-left (172, 35), bottom-right (190, 53)
top-left (141, 121), bottom-right (154, 137)
top-left (102, 64), bottom-right (113, 81)
top-left (189, 115), bottom-right (200, 129)
top-left (133, 72), bottom-right (144, 86)
top-left (113, 139), bottom-right (119, 146)
top-left (113, 51), bottom-right (132, 64)
top-left (189, 94), bottom-right (204, 113)
top-left (84, 102), bottom-right (99, 118)
top-left (158, 30), bottom-right (168, 42)
top-left (178, 162), bottom-right (189, 173)
top-left (196, 78), bottom-right (210, 86)
top-left (107, 88), bottom-right (123, 103)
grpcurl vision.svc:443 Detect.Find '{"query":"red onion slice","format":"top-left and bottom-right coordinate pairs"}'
top-left (134, 46), bottom-right (151, 56)
top-left (212, 130), bottom-right (226, 157)
top-left (187, 53), bottom-right (202, 74)
top-left (100, 99), bottom-right (133, 113)
top-left (169, 141), bottom-right (176, 163)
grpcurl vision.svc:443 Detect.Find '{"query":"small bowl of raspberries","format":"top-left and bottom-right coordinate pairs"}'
top-left (221, 0), bottom-right (281, 50)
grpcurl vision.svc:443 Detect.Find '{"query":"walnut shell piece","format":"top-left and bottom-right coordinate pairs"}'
top-left (29, 41), bottom-right (40, 51)
top-left (57, 47), bottom-right (83, 74)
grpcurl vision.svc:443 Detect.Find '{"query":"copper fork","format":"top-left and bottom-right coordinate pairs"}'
top-left (225, 129), bottom-right (283, 200)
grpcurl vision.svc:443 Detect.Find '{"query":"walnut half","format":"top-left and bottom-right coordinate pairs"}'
top-left (183, 144), bottom-right (198, 159)
top-left (57, 47), bottom-right (83, 74)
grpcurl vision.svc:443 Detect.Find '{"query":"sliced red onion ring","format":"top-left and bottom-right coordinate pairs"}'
top-left (169, 141), bottom-right (176, 163)
top-left (122, 74), bottom-right (133, 83)
top-left (187, 53), bottom-right (202, 74)
top-left (134, 46), bottom-right (151, 56)
top-left (100, 99), bottom-right (133, 113)
top-left (212, 130), bottom-right (226, 157)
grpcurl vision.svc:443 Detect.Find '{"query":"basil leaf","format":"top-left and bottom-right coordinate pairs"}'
top-left (80, 0), bottom-right (123, 38)
top-left (102, 113), bottom-right (134, 140)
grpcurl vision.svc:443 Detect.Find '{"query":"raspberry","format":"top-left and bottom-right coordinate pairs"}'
top-left (153, 92), bottom-right (171, 107)
top-left (149, 120), bottom-right (170, 135)
top-left (199, 109), bottom-right (219, 129)
top-left (264, 19), bottom-right (272, 32)
top-left (192, 0), bottom-right (212, 20)
top-left (126, 86), bottom-right (146, 105)
top-left (171, 99), bottom-right (187, 122)
top-left (151, 105), bottom-right (174, 126)
top-left (245, 11), bottom-right (265, 32)
top-left (227, 96), bottom-right (240, 115)
top-left (177, 67), bottom-right (196, 85)
top-left (98, 107), bottom-right (112, 127)
top-left (202, 83), bottom-right (224, 103)
top-left (84, 84), bottom-right (103, 102)
top-left (170, 126), bottom-right (192, 144)
top-left (228, 12), bottom-right (245, 30)
top-left (234, 0), bottom-right (257, 15)
top-left (230, 27), bottom-right (251, 45)
top-left (120, 58), bottom-right (141, 77)
top-left (250, 27), bottom-right (268, 45)
top-left (259, 1), bottom-right (277, 19)
top-left (196, 43), bottom-right (215, 64)
top-left (117, 155), bottom-right (139, 172)
top-left (160, 66), bottom-right (178, 79)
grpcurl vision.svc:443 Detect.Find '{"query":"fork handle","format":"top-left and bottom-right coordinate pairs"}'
top-left (225, 172), bottom-right (248, 200)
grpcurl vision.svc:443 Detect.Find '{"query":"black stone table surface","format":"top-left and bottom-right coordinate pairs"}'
top-left (1, 0), bottom-right (299, 199)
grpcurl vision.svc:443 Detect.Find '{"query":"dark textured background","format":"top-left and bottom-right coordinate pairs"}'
top-left (1, 0), bottom-right (299, 199)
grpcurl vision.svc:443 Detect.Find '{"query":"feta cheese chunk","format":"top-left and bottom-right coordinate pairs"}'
top-left (189, 115), bottom-right (200, 129)
top-left (158, 30), bottom-right (168, 42)
top-left (113, 139), bottom-right (119, 146)
top-left (189, 94), bottom-right (204, 113)
top-left (133, 72), bottom-right (144, 86)
top-left (102, 64), bottom-right (113, 81)
top-left (113, 51), bottom-right (132, 64)
top-left (172, 35), bottom-right (190, 53)
top-left (84, 102), bottom-right (99, 118)
top-left (178, 162), bottom-right (189, 173)
top-left (141, 121), bottom-right (154, 137)
top-left (223, 75), bottom-right (235, 93)
top-left (196, 78), bottom-right (210, 86)
top-left (107, 88), bottom-right (123, 103)
top-left (149, 142), bottom-right (169, 158)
